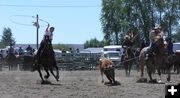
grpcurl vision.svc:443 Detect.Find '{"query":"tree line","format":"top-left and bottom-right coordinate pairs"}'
top-left (84, 0), bottom-right (180, 48)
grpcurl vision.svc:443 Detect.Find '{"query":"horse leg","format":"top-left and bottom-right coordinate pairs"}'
top-left (147, 65), bottom-right (153, 82)
top-left (140, 60), bottom-right (144, 77)
top-left (157, 68), bottom-right (162, 82)
top-left (44, 68), bottom-right (50, 79)
top-left (50, 68), bottom-right (59, 81)
top-left (125, 65), bottom-right (128, 76)
top-left (54, 65), bottom-right (59, 81)
top-left (37, 67), bottom-right (44, 81)
top-left (129, 63), bottom-right (132, 76)
top-left (52, 55), bottom-right (59, 81)
top-left (167, 67), bottom-right (171, 82)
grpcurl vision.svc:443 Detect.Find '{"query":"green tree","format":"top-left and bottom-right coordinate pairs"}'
top-left (53, 44), bottom-right (70, 51)
top-left (0, 41), bottom-right (5, 48)
top-left (101, 0), bottom-right (123, 45)
top-left (172, 28), bottom-right (180, 42)
top-left (1, 27), bottom-right (16, 46)
top-left (101, 0), bottom-right (180, 47)
top-left (84, 38), bottom-right (104, 48)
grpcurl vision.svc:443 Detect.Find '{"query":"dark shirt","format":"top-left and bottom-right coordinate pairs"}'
top-left (122, 40), bottom-right (133, 48)
top-left (8, 47), bottom-right (14, 54)
top-left (26, 46), bottom-right (32, 52)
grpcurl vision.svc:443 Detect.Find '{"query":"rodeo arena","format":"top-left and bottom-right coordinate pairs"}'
top-left (0, 4), bottom-right (180, 98)
top-left (0, 33), bottom-right (180, 98)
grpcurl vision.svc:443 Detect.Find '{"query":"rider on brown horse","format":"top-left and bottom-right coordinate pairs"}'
top-left (145, 25), bottom-right (164, 60)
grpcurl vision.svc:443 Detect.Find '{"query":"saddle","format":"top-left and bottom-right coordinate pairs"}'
top-left (145, 43), bottom-right (160, 60)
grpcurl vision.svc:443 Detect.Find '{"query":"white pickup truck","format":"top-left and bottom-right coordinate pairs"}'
top-left (100, 51), bottom-right (121, 65)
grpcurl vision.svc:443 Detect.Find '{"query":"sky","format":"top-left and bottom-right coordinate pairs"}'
top-left (0, 0), bottom-right (103, 44)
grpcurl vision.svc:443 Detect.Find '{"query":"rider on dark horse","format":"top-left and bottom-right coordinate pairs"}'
top-left (7, 45), bottom-right (16, 60)
top-left (145, 24), bottom-right (164, 60)
top-left (122, 34), bottom-right (133, 58)
top-left (36, 23), bottom-right (56, 65)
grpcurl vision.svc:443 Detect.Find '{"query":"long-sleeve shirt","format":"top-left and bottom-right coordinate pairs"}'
top-left (122, 40), bottom-right (133, 47)
top-left (44, 30), bottom-right (53, 40)
top-left (149, 30), bottom-right (164, 42)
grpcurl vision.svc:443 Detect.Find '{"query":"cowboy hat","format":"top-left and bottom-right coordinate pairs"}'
top-left (124, 35), bottom-right (130, 39)
top-left (154, 24), bottom-right (161, 29)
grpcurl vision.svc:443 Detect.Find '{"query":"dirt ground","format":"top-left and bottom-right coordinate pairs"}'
top-left (0, 70), bottom-right (180, 98)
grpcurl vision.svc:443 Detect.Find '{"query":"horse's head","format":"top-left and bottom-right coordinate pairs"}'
top-left (43, 36), bottom-right (52, 52)
top-left (124, 47), bottom-right (134, 58)
top-left (44, 36), bottom-right (51, 45)
top-left (155, 37), bottom-right (166, 54)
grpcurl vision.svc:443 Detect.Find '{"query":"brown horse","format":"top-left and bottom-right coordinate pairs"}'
top-left (139, 38), bottom-right (170, 83)
top-left (121, 47), bottom-right (135, 76)
top-left (99, 58), bottom-right (116, 84)
top-left (33, 38), bottom-right (59, 82)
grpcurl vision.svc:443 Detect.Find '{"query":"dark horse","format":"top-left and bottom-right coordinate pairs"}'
top-left (121, 47), bottom-right (135, 76)
top-left (5, 53), bottom-right (21, 70)
top-left (139, 38), bottom-right (170, 83)
top-left (33, 38), bottom-right (59, 82)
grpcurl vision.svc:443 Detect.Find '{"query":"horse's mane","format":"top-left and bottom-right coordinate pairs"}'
top-left (40, 39), bottom-right (53, 58)
top-left (124, 47), bottom-right (134, 58)
top-left (155, 37), bottom-right (166, 54)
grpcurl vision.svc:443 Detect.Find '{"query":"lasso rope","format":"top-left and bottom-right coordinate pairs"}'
top-left (115, 56), bottom-right (139, 66)
top-left (9, 15), bottom-right (49, 27)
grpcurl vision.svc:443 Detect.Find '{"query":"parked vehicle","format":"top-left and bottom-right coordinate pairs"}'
top-left (103, 45), bottom-right (124, 56)
top-left (100, 51), bottom-right (121, 65)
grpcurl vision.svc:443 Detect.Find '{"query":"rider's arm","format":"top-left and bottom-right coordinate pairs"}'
top-left (45, 23), bottom-right (50, 32)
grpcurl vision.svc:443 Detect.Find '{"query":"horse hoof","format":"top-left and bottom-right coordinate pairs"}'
top-left (56, 76), bottom-right (59, 81)
top-left (104, 82), bottom-right (111, 85)
top-left (157, 80), bottom-right (165, 84)
top-left (113, 81), bottom-right (121, 86)
top-left (101, 80), bottom-right (104, 83)
top-left (148, 79), bottom-right (158, 83)
top-left (136, 78), bottom-right (147, 83)
top-left (41, 80), bottom-right (52, 84)
top-left (104, 81), bottom-right (121, 86)
top-left (44, 75), bottom-right (49, 79)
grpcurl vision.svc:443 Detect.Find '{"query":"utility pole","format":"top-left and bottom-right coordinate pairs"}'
top-left (36, 14), bottom-right (39, 49)
top-left (33, 14), bottom-right (40, 49)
